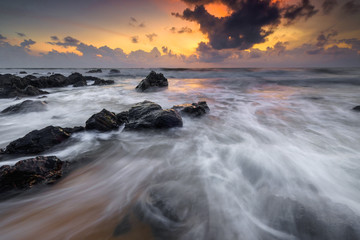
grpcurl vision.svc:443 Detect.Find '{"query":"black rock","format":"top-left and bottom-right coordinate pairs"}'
top-left (92, 78), bottom-right (115, 86)
top-left (73, 80), bottom-right (87, 87)
top-left (124, 101), bottom-right (182, 130)
top-left (31, 74), bottom-right (68, 88)
top-left (68, 73), bottom-right (86, 85)
top-left (4, 126), bottom-right (72, 154)
top-left (87, 69), bottom-right (102, 73)
top-left (110, 69), bottom-right (120, 74)
top-left (19, 71), bottom-right (27, 74)
top-left (85, 109), bottom-right (119, 132)
top-left (1, 100), bottom-right (47, 114)
top-left (0, 156), bottom-right (70, 198)
top-left (135, 71), bottom-right (168, 92)
top-left (23, 85), bottom-right (49, 96)
top-left (62, 126), bottom-right (85, 134)
top-left (172, 101), bottom-right (210, 117)
top-left (352, 106), bottom-right (360, 111)
top-left (0, 85), bottom-right (48, 99)
top-left (116, 111), bottom-right (129, 125)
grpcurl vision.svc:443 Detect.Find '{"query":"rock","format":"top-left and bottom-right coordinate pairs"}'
top-left (62, 126), bottom-right (85, 134)
top-left (116, 111), bottom-right (129, 125)
top-left (172, 101), bottom-right (210, 117)
top-left (0, 156), bottom-right (70, 198)
top-left (1, 100), bottom-right (47, 114)
top-left (92, 78), bottom-right (114, 86)
top-left (0, 85), bottom-right (48, 99)
top-left (4, 126), bottom-right (72, 154)
top-left (67, 73), bottom-right (86, 85)
top-left (110, 69), bottom-right (120, 74)
top-left (23, 85), bottom-right (49, 96)
top-left (73, 80), bottom-right (87, 87)
top-left (86, 69), bottom-right (102, 73)
top-left (124, 101), bottom-right (183, 130)
top-left (352, 106), bottom-right (360, 111)
top-left (85, 109), bottom-right (119, 132)
top-left (135, 71), bottom-right (168, 92)
top-left (31, 74), bottom-right (68, 88)
top-left (19, 71), bottom-right (27, 74)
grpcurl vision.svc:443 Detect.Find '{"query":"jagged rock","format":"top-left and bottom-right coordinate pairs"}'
top-left (19, 71), bottom-right (27, 74)
top-left (172, 101), bottom-right (210, 117)
top-left (352, 106), bottom-right (360, 111)
top-left (92, 78), bottom-right (115, 86)
top-left (85, 109), bottom-right (119, 132)
top-left (123, 101), bottom-right (183, 130)
top-left (87, 69), bottom-right (102, 73)
top-left (4, 126), bottom-right (72, 154)
top-left (135, 71), bottom-right (168, 92)
top-left (31, 74), bottom-right (68, 88)
top-left (1, 100), bottom-right (47, 114)
top-left (0, 156), bottom-right (70, 198)
top-left (0, 85), bottom-right (48, 99)
top-left (73, 80), bottom-right (87, 87)
top-left (116, 111), bottom-right (129, 125)
top-left (110, 69), bottom-right (120, 74)
top-left (62, 126), bottom-right (85, 134)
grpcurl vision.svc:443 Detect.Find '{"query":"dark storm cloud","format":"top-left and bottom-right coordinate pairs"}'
top-left (342, 0), bottom-right (360, 14)
top-left (131, 36), bottom-right (139, 43)
top-left (170, 26), bottom-right (193, 34)
top-left (16, 32), bottom-right (26, 37)
top-left (20, 39), bottom-right (36, 48)
top-left (0, 34), bottom-right (6, 40)
top-left (196, 42), bottom-right (232, 62)
top-left (175, 0), bottom-right (319, 51)
top-left (162, 46), bottom-right (168, 54)
top-left (175, 2), bottom-right (281, 50)
top-left (322, 0), bottom-right (338, 14)
top-left (283, 0), bottom-right (318, 24)
top-left (146, 33), bottom-right (157, 42)
top-left (50, 36), bottom-right (59, 41)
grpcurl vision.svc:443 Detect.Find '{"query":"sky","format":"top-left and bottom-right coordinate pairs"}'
top-left (0, 0), bottom-right (359, 67)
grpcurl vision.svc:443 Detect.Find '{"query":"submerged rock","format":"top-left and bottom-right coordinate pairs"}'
top-left (110, 69), bottom-right (120, 74)
top-left (19, 71), bottom-right (27, 74)
top-left (172, 101), bottom-right (210, 117)
top-left (0, 156), bottom-right (69, 198)
top-left (135, 71), bottom-right (168, 92)
top-left (86, 69), bottom-right (102, 73)
top-left (1, 100), bottom-right (47, 114)
top-left (85, 109), bottom-right (119, 132)
top-left (124, 101), bottom-right (182, 130)
top-left (4, 126), bottom-right (72, 154)
top-left (352, 106), bottom-right (360, 111)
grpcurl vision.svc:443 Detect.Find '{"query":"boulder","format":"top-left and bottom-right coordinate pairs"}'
top-left (110, 69), bottom-right (120, 74)
top-left (1, 100), bottom-right (47, 114)
top-left (92, 78), bottom-right (115, 86)
top-left (19, 71), bottom-right (27, 74)
top-left (123, 101), bottom-right (183, 130)
top-left (0, 156), bottom-right (70, 197)
top-left (62, 126), bottom-right (85, 134)
top-left (86, 69), bottom-right (102, 73)
top-left (67, 73), bottom-right (86, 85)
top-left (172, 101), bottom-right (210, 117)
top-left (135, 71), bottom-right (168, 92)
top-left (31, 74), bottom-right (68, 88)
top-left (0, 85), bottom-right (48, 99)
top-left (85, 109), bottom-right (119, 132)
top-left (352, 106), bottom-right (360, 111)
top-left (4, 126), bottom-right (72, 154)
top-left (73, 80), bottom-right (87, 87)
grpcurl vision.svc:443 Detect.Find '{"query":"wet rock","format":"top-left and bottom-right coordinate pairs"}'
top-left (86, 69), bottom-right (102, 73)
top-left (67, 72), bottom-right (86, 85)
top-left (31, 74), bottom-right (68, 88)
top-left (135, 71), bottom-right (168, 92)
top-left (0, 156), bottom-right (70, 198)
top-left (92, 78), bottom-right (114, 86)
top-left (85, 109), bottom-right (119, 132)
top-left (23, 85), bottom-right (49, 96)
top-left (73, 80), bottom-right (87, 87)
top-left (352, 106), bottom-right (360, 111)
top-left (172, 101), bottom-right (210, 117)
top-left (1, 100), bottom-right (47, 114)
top-left (4, 126), bottom-right (72, 154)
top-left (0, 85), bottom-right (48, 99)
top-left (62, 126), bottom-right (85, 134)
top-left (116, 111), bottom-right (129, 125)
top-left (19, 71), bottom-right (27, 74)
top-left (110, 69), bottom-right (120, 74)
top-left (124, 101), bottom-right (182, 130)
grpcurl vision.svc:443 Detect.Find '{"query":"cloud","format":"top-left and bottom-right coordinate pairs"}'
top-left (146, 33), bottom-right (157, 42)
top-left (0, 34), bottom-right (6, 41)
top-left (131, 36), bottom-right (139, 43)
top-left (50, 36), bottom-right (59, 41)
top-left (322, 0), bottom-right (338, 14)
top-left (170, 26), bottom-right (193, 34)
top-left (196, 42), bottom-right (232, 62)
top-left (16, 32), bottom-right (26, 37)
top-left (342, 0), bottom-right (360, 14)
top-left (47, 36), bottom-right (80, 47)
top-left (20, 39), bottom-right (36, 48)
top-left (162, 46), bottom-right (168, 54)
top-left (129, 17), bottom-right (146, 28)
top-left (283, 0), bottom-right (318, 24)
top-left (316, 29), bottom-right (338, 47)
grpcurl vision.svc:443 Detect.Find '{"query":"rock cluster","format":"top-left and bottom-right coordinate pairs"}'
top-left (1, 100), bottom-right (47, 114)
top-left (0, 72), bottom-right (114, 98)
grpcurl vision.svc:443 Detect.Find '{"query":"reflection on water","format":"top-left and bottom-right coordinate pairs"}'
top-left (0, 68), bottom-right (360, 239)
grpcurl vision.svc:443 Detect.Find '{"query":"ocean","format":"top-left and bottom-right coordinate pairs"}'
top-left (0, 68), bottom-right (360, 239)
